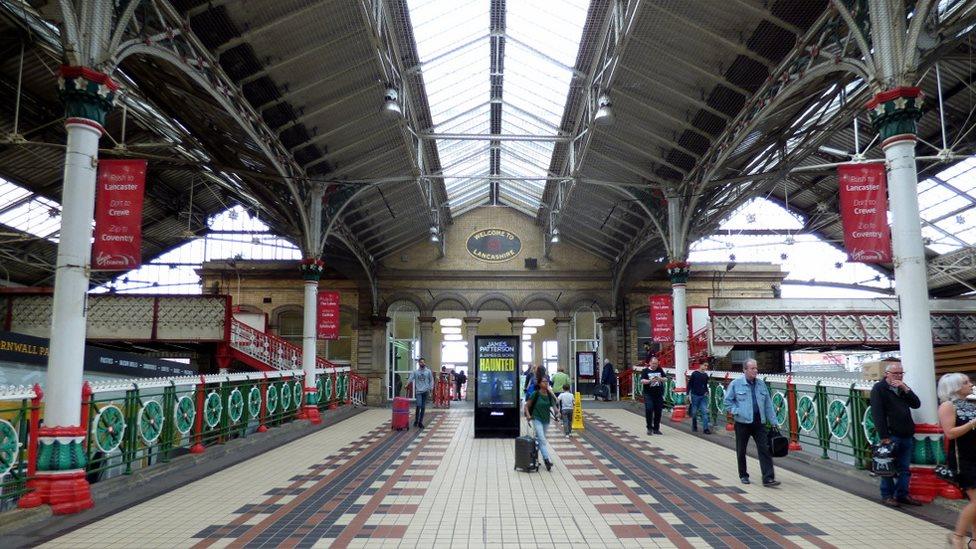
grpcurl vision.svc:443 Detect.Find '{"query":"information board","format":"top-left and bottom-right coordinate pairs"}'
top-left (473, 335), bottom-right (520, 438)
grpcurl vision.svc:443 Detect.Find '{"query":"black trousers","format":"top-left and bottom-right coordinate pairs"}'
top-left (644, 394), bottom-right (663, 430)
top-left (734, 420), bottom-right (775, 482)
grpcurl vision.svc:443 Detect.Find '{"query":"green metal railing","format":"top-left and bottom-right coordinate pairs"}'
top-left (631, 369), bottom-right (896, 469)
top-left (0, 385), bottom-right (40, 509)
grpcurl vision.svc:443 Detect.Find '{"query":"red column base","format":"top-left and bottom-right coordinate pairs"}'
top-left (256, 424), bottom-right (268, 432)
top-left (303, 405), bottom-right (322, 424)
top-left (19, 472), bottom-right (93, 515)
top-left (788, 441), bottom-right (803, 451)
top-left (909, 465), bottom-right (963, 501)
top-left (189, 443), bottom-right (205, 454)
top-left (328, 402), bottom-right (337, 410)
top-left (296, 408), bottom-right (308, 419)
top-left (725, 413), bottom-right (735, 432)
top-left (670, 404), bottom-right (687, 421)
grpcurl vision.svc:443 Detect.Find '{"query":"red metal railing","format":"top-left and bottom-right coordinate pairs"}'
top-left (654, 327), bottom-right (710, 368)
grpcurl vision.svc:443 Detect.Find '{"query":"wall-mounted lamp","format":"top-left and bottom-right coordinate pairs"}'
top-left (594, 93), bottom-right (614, 125)
top-left (381, 86), bottom-right (402, 118)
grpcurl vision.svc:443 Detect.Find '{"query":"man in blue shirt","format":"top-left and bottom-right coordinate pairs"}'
top-left (723, 359), bottom-right (779, 487)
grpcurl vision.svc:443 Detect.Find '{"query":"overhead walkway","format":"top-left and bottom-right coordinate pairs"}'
top-left (710, 298), bottom-right (976, 347)
top-left (13, 405), bottom-right (949, 548)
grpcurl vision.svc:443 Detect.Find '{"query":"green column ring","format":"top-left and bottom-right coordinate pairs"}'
top-left (862, 406), bottom-right (880, 445)
top-left (280, 381), bottom-right (292, 410)
top-left (713, 385), bottom-right (726, 413)
top-left (94, 404), bottom-right (126, 453)
top-left (247, 386), bottom-right (262, 419)
top-left (204, 391), bottom-right (222, 428)
top-left (293, 381), bottom-right (303, 408)
top-left (0, 419), bottom-right (20, 476)
top-left (796, 395), bottom-right (817, 433)
top-left (827, 398), bottom-right (850, 440)
top-left (138, 400), bottom-right (165, 444)
top-left (772, 391), bottom-right (788, 427)
top-left (227, 388), bottom-right (245, 423)
top-left (266, 384), bottom-right (279, 413)
top-left (174, 395), bottom-right (195, 435)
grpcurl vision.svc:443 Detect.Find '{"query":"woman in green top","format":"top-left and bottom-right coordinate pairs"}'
top-left (523, 377), bottom-right (560, 471)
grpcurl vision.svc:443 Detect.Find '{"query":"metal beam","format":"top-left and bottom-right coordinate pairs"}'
top-left (214, 0), bottom-right (340, 55)
top-left (629, 35), bottom-right (752, 97)
top-left (421, 133), bottom-right (570, 142)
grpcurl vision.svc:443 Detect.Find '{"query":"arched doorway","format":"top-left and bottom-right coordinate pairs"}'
top-left (387, 301), bottom-right (419, 400)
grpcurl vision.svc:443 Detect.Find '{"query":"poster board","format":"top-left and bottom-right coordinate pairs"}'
top-left (473, 335), bottom-right (520, 438)
top-left (577, 351), bottom-right (596, 378)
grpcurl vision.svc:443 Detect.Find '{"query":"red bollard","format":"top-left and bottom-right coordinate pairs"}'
top-left (189, 376), bottom-right (206, 454)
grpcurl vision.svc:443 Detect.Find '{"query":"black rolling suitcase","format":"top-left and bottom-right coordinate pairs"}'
top-left (515, 423), bottom-right (539, 472)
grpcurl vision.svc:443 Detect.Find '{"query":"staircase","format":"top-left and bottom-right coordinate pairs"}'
top-left (229, 318), bottom-right (339, 373)
top-left (656, 328), bottom-right (710, 368)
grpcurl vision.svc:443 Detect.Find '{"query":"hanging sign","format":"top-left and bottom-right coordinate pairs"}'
top-left (317, 291), bottom-right (340, 340)
top-left (837, 162), bottom-right (892, 263)
top-left (649, 294), bottom-right (673, 342)
top-left (92, 159), bottom-right (147, 270)
top-left (466, 229), bottom-right (521, 262)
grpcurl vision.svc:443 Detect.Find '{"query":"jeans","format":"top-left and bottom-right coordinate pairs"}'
top-left (690, 394), bottom-right (710, 431)
top-left (533, 419), bottom-right (552, 461)
top-left (734, 419), bottom-right (775, 482)
top-left (415, 391), bottom-right (429, 426)
top-left (880, 435), bottom-right (914, 500)
top-left (644, 394), bottom-right (663, 431)
top-left (561, 409), bottom-right (573, 435)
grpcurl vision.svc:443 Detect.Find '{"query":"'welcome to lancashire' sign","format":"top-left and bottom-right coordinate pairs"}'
top-left (466, 229), bottom-right (521, 262)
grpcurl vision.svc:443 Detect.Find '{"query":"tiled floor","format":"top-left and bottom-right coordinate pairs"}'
top-left (42, 406), bottom-right (950, 548)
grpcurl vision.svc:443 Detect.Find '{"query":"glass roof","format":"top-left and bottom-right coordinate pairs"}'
top-left (407, 0), bottom-right (589, 216)
top-left (0, 178), bottom-right (62, 243)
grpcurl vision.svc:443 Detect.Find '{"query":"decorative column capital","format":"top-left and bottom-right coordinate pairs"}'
top-left (552, 316), bottom-right (573, 325)
top-left (666, 261), bottom-right (691, 284)
top-left (597, 316), bottom-right (620, 326)
top-left (58, 66), bottom-right (118, 128)
top-left (507, 316), bottom-right (527, 324)
top-left (417, 316), bottom-right (437, 325)
top-left (866, 87), bottom-right (923, 142)
top-left (299, 258), bottom-right (324, 281)
top-left (463, 316), bottom-right (482, 325)
top-left (369, 315), bottom-right (391, 327)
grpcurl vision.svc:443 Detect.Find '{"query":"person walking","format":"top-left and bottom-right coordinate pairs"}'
top-left (688, 361), bottom-right (711, 434)
top-left (938, 373), bottom-right (976, 549)
top-left (523, 377), bottom-right (559, 471)
top-left (551, 367), bottom-right (571, 398)
top-left (869, 358), bottom-right (922, 507)
top-left (408, 358), bottom-right (434, 429)
top-left (454, 368), bottom-right (467, 401)
top-left (557, 384), bottom-right (575, 436)
top-left (601, 358), bottom-right (617, 401)
top-left (723, 359), bottom-right (780, 487)
top-left (640, 357), bottom-right (665, 435)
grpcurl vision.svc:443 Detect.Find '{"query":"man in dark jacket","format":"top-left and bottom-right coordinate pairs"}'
top-left (641, 357), bottom-right (665, 435)
top-left (869, 358), bottom-right (922, 507)
top-left (454, 369), bottom-right (467, 401)
top-left (688, 360), bottom-right (711, 434)
top-left (601, 359), bottom-right (616, 401)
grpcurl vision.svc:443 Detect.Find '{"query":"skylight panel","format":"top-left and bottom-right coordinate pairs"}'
top-left (0, 178), bottom-right (62, 242)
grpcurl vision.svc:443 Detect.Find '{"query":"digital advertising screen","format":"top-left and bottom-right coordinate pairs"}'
top-left (474, 335), bottom-right (520, 438)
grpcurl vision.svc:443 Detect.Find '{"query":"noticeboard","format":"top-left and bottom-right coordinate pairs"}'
top-left (577, 351), bottom-right (596, 378)
top-left (473, 335), bottom-right (520, 438)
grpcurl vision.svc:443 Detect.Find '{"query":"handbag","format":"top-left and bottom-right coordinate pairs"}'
top-left (766, 426), bottom-right (789, 458)
top-left (934, 440), bottom-right (961, 487)
top-left (870, 441), bottom-right (898, 478)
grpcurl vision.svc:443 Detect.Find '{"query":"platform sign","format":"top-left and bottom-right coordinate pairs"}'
top-left (473, 335), bottom-right (520, 438)
top-left (650, 294), bottom-right (673, 342)
top-left (92, 159), bottom-right (146, 270)
top-left (837, 162), bottom-right (891, 264)
top-left (316, 291), bottom-right (340, 340)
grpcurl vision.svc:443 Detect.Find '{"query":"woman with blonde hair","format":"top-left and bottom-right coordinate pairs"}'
top-left (939, 372), bottom-right (976, 549)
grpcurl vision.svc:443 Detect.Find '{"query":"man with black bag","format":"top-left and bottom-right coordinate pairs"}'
top-left (869, 358), bottom-right (923, 507)
top-left (723, 359), bottom-right (780, 487)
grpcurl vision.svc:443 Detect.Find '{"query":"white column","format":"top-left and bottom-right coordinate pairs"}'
top-left (302, 279), bottom-right (318, 389)
top-left (418, 316), bottom-right (436, 364)
top-left (672, 282), bottom-right (688, 390)
top-left (886, 137), bottom-right (937, 423)
top-left (44, 121), bottom-right (101, 428)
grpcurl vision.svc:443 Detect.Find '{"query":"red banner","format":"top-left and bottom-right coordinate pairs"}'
top-left (92, 159), bottom-right (146, 270)
top-left (317, 291), bottom-right (340, 340)
top-left (649, 294), bottom-right (673, 343)
top-left (838, 162), bottom-right (891, 264)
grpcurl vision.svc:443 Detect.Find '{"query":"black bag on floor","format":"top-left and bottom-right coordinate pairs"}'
top-left (592, 384), bottom-right (609, 401)
top-left (766, 426), bottom-right (789, 458)
top-left (515, 434), bottom-right (539, 472)
top-left (871, 441), bottom-right (898, 477)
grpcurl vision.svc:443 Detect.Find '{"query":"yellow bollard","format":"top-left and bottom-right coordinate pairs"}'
top-left (571, 391), bottom-right (585, 431)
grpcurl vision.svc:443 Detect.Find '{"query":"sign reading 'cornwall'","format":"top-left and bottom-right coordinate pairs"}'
top-left (466, 229), bottom-right (521, 262)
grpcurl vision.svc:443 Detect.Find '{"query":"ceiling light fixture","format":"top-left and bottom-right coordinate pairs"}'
top-left (429, 225), bottom-right (439, 243)
top-left (594, 93), bottom-right (614, 126)
top-left (381, 86), bottom-right (402, 118)
top-left (550, 227), bottom-right (560, 244)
